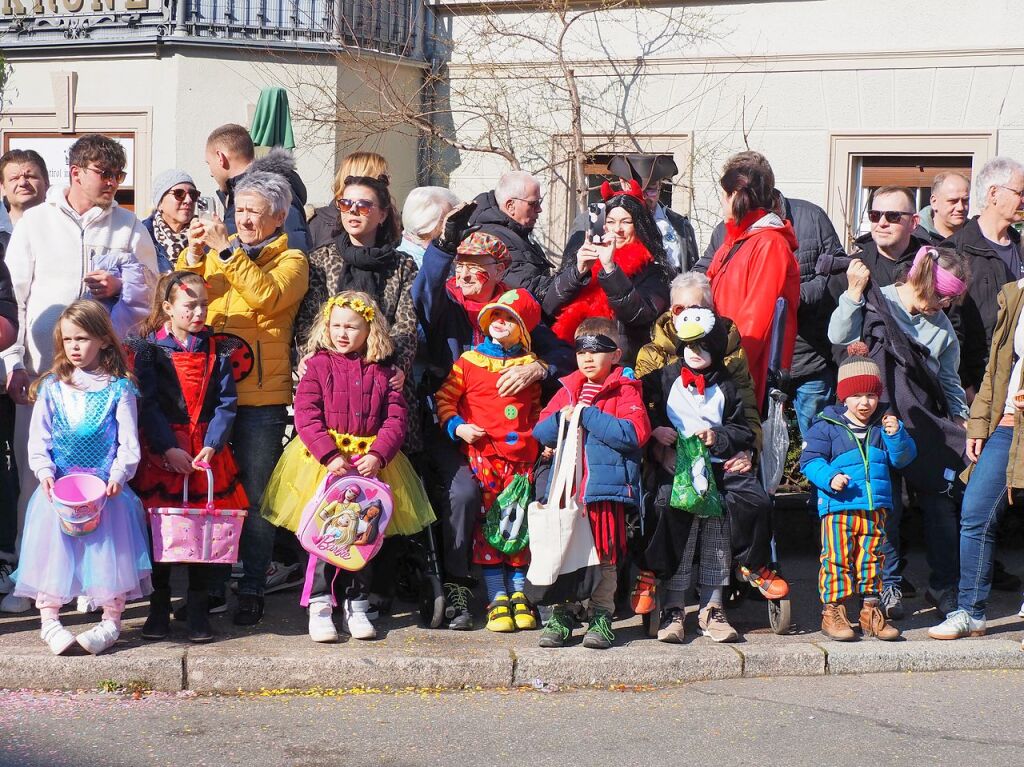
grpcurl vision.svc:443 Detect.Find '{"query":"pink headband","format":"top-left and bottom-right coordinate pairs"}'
top-left (907, 246), bottom-right (967, 298)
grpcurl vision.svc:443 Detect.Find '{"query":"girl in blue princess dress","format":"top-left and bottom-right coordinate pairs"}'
top-left (13, 299), bottom-right (152, 655)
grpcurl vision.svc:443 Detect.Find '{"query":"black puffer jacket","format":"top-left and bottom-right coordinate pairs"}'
top-left (468, 191), bottom-right (554, 300)
top-left (942, 217), bottom-right (1022, 391)
top-left (700, 197), bottom-right (845, 380)
top-left (221, 148), bottom-right (310, 254)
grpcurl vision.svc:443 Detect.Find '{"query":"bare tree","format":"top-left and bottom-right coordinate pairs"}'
top-left (285, 1), bottom-right (724, 214)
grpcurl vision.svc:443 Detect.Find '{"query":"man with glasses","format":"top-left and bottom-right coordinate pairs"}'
top-left (943, 157), bottom-right (1024, 395)
top-left (468, 170), bottom-right (554, 300)
top-left (0, 134), bottom-right (157, 612)
top-left (838, 186), bottom-right (927, 290)
top-left (915, 172), bottom-right (971, 246)
top-left (204, 124), bottom-right (309, 253)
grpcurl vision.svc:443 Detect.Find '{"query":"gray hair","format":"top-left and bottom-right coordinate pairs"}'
top-left (669, 271), bottom-right (713, 308)
top-left (494, 170), bottom-right (540, 207)
top-left (975, 157), bottom-right (1024, 211)
top-left (402, 186), bottom-right (460, 240)
top-left (234, 171), bottom-right (292, 218)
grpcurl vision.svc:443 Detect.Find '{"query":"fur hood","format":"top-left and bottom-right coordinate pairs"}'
top-left (240, 148), bottom-right (308, 206)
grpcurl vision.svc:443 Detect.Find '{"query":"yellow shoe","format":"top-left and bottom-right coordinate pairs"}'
top-left (486, 596), bottom-right (515, 633)
top-left (510, 592), bottom-right (538, 630)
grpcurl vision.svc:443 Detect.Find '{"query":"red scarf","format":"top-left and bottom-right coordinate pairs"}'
top-left (550, 241), bottom-right (653, 343)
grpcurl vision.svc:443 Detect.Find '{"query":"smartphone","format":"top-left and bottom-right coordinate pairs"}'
top-left (588, 202), bottom-right (606, 243)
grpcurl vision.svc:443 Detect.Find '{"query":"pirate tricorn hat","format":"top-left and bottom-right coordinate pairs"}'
top-left (606, 154), bottom-right (678, 190)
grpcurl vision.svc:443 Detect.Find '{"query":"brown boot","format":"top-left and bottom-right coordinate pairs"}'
top-left (859, 597), bottom-right (900, 641)
top-left (821, 602), bottom-right (856, 641)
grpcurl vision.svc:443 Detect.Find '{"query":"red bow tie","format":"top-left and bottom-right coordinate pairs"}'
top-left (680, 368), bottom-right (706, 395)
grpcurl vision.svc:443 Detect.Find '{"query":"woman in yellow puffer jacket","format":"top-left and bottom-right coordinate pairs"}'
top-left (176, 171), bottom-right (309, 626)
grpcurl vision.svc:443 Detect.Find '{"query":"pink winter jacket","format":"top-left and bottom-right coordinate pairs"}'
top-left (294, 350), bottom-right (407, 466)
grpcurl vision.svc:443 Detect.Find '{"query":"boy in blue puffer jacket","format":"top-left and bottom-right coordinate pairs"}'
top-left (801, 343), bottom-right (916, 642)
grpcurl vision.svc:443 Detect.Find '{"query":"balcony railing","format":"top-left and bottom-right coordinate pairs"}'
top-left (0, 0), bottom-right (428, 58)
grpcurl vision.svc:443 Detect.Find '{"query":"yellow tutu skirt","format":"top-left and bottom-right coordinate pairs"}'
top-left (261, 436), bottom-right (436, 537)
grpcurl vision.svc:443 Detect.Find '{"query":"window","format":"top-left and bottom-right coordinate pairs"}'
top-left (826, 133), bottom-right (996, 248)
top-left (851, 155), bottom-right (973, 238)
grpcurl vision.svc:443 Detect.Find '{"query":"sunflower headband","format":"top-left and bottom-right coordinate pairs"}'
top-left (323, 295), bottom-right (375, 324)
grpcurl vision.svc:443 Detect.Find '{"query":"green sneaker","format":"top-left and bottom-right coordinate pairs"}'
top-left (583, 609), bottom-right (615, 649)
top-left (538, 607), bottom-right (573, 648)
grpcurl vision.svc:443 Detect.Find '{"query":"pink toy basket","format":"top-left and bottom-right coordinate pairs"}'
top-left (52, 473), bottom-right (108, 537)
top-left (148, 465), bottom-right (247, 564)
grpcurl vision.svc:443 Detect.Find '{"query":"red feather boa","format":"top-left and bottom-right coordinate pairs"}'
top-left (550, 241), bottom-right (653, 343)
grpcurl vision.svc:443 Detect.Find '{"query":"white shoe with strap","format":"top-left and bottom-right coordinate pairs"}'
top-left (77, 620), bottom-right (120, 655)
top-left (41, 619), bottom-right (76, 655)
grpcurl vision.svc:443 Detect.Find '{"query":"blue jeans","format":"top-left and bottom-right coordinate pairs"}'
top-left (958, 426), bottom-right (1013, 619)
top-left (793, 372), bottom-right (836, 439)
top-left (221, 405), bottom-right (288, 597)
top-left (882, 473), bottom-right (959, 593)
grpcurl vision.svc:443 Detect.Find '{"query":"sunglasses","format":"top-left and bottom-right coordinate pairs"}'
top-left (83, 166), bottom-right (127, 184)
top-left (867, 209), bottom-right (912, 224)
top-left (166, 188), bottom-right (201, 203)
top-left (336, 198), bottom-right (377, 216)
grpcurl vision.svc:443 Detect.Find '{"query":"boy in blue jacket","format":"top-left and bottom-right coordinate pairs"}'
top-left (801, 343), bottom-right (917, 641)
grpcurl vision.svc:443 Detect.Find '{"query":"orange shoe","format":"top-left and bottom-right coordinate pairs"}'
top-left (631, 570), bottom-right (657, 614)
top-left (738, 565), bottom-right (789, 600)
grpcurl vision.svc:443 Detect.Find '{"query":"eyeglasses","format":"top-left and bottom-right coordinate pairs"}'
top-left (453, 260), bottom-right (497, 273)
top-left (82, 166), bottom-right (127, 184)
top-left (336, 198), bottom-right (377, 216)
top-left (511, 197), bottom-right (544, 209)
top-left (867, 209), bottom-right (912, 224)
top-left (166, 188), bottom-right (201, 203)
top-left (999, 185), bottom-right (1024, 199)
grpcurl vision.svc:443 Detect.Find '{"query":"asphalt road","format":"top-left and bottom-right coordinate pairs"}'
top-left (0, 670), bottom-right (1021, 767)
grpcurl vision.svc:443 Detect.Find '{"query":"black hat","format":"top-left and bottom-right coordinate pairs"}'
top-left (606, 154), bottom-right (678, 189)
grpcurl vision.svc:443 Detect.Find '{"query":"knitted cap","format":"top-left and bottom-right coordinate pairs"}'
top-left (837, 342), bottom-right (882, 401)
top-left (477, 288), bottom-right (541, 351)
top-left (151, 169), bottom-right (196, 209)
top-left (456, 231), bottom-right (510, 267)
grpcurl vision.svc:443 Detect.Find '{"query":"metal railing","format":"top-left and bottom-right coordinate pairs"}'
top-left (0, 0), bottom-right (427, 58)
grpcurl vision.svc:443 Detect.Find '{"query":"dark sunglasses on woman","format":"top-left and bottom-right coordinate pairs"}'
top-left (167, 188), bottom-right (201, 203)
top-left (336, 198), bottom-right (377, 216)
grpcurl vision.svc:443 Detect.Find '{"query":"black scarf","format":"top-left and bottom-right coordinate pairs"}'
top-left (334, 232), bottom-right (398, 296)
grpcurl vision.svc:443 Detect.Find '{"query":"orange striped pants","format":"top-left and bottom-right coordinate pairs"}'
top-left (819, 509), bottom-right (886, 603)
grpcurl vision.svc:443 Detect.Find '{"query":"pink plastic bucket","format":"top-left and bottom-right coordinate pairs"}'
top-left (51, 473), bottom-right (107, 537)
top-left (148, 467), bottom-right (247, 564)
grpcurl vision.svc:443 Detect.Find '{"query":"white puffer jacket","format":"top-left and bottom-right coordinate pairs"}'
top-left (1, 186), bottom-right (158, 376)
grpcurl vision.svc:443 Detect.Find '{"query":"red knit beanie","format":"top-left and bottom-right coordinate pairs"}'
top-left (836, 342), bottom-right (883, 401)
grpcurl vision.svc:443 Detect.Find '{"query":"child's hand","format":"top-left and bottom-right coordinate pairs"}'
top-left (560, 405), bottom-right (573, 418)
top-left (830, 474), bottom-right (850, 491)
top-left (455, 423), bottom-right (486, 444)
top-left (41, 476), bottom-right (54, 501)
top-left (695, 428), bottom-right (716, 447)
top-left (541, 446), bottom-right (554, 460)
top-left (881, 414), bottom-right (899, 435)
top-left (192, 447), bottom-right (215, 470)
top-left (106, 480), bottom-right (122, 497)
top-left (326, 455), bottom-right (350, 476)
top-left (353, 453), bottom-right (382, 478)
top-left (651, 426), bottom-right (677, 446)
top-left (163, 447), bottom-right (194, 474)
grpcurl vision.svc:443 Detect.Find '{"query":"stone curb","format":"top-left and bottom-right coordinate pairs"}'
top-left (1, 640), bottom-right (1021, 692)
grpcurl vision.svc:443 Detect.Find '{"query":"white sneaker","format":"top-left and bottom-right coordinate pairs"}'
top-left (927, 609), bottom-right (986, 640)
top-left (76, 595), bottom-right (100, 614)
top-left (342, 599), bottom-right (377, 640)
top-left (263, 562), bottom-right (302, 594)
top-left (0, 593), bottom-right (32, 613)
top-left (76, 619), bottom-right (120, 655)
top-left (0, 561), bottom-right (14, 595)
top-left (40, 619), bottom-right (76, 655)
top-left (1018, 600), bottom-right (1024, 619)
top-left (308, 599), bottom-right (339, 643)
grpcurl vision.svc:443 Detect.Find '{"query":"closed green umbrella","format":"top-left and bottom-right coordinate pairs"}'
top-left (250, 87), bottom-right (296, 150)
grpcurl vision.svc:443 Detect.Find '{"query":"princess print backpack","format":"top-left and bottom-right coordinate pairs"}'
top-left (297, 472), bottom-right (393, 606)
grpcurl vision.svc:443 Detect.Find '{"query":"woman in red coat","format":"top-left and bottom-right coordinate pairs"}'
top-left (705, 152), bottom-right (800, 408)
